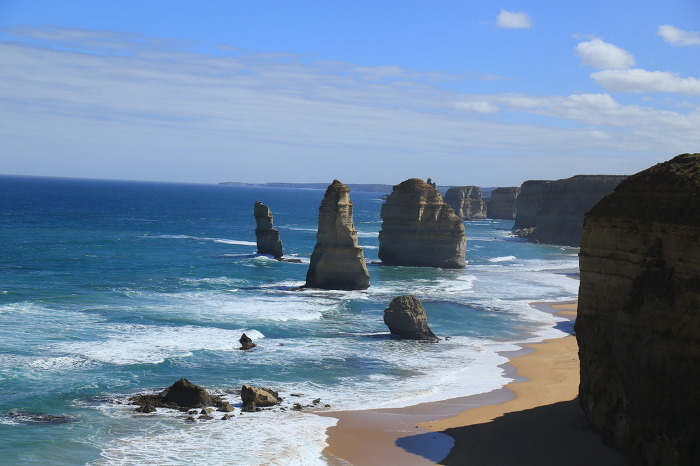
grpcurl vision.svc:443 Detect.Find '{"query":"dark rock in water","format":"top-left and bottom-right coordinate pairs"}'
top-left (159, 378), bottom-right (214, 408)
top-left (221, 414), bottom-right (234, 420)
top-left (444, 186), bottom-right (487, 220)
top-left (217, 402), bottom-right (235, 412)
top-left (7, 409), bottom-right (74, 424)
top-left (129, 378), bottom-right (229, 413)
top-left (304, 180), bottom-right (371, 290)
top-left (487, 187), bottom-right (520, 220)
top-left (239, 333), bottom-right (257, 350)
top-left (513, 175), bottom-right (626, 246)
top-left (576, 153), bottom-right (700, 465)
top-left (254, 201), bottom-right (284, 259)
top-left (378, 178), bottom-right (466, 268)
top-left (241, 384), bottom-right (281, 411)
top-left (383, 295), bottom-right (439, 342)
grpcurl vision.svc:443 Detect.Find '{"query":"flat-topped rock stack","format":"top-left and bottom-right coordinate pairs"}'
top-left (444, 186), bottom-right (487, 220)
top-left (304, 180), bottom-right (370, 290)
top-left (576, 153), bottom-right (700, 465)
top-left (487, 187), bottom-right (520, 220)
top-left (254, 201), bottom-right (283, 259)
top-left (378, 178), bottom-right (466, 268)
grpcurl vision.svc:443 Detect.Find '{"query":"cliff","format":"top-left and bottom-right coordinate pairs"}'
top-left (576, 153), bottom-right (700, 465)
top-left (487, 187), bottom-right (520, 220)
top-left (513, 176), bottom-right (626, 247)
top-left (512, 180), bottom-right (550, 231)
top-left (305, 180), bottom-right (370, 290)
top-left (254, 202), bottom-right (283, 259)
top-left (444, 186), bottom-right (487, 220)
top-left (378, 178), bottom-right (466, 268)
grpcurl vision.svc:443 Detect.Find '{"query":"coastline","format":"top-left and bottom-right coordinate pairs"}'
top-left (318, 301), bottom-right (625, 465)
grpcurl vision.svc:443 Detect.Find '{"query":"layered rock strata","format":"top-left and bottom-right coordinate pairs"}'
top-left (444, 186), bottom-right (487, 220)
top-left (576, 153), bottom-right (700, 465)
top-left (378, 178), bottom-right (466, 268)
top-left (254, 202), bottom-right (283, 259)
top-left (304, 180), bottom-right (370, 290)
top-left (487, 187), bottom-right (520, 220)
top-left (383, 295), bottom-right (439, 341)
top-left (513, 175), bottom-right (626, 246)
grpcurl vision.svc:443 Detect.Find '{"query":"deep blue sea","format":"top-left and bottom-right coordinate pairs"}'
top-left (0, 175), bottom-right (579, 465)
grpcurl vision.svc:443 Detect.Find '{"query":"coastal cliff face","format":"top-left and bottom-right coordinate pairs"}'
top-left (305, 180), bottom-right (370, 290)
top-left (444, 186), bottom-right (487, 220)
top-left (254, 202), bottom-right (283, 259)
top-left (378, 178), bottom-right (466, 268)
top-left (576, 153), bottom-right (700, 465)
top-left (512, 180), bottom-right (550, 231)
top-left (487, 187), bottom-right (520, 220)
top-left (513, 176), bottom-right (626, 246)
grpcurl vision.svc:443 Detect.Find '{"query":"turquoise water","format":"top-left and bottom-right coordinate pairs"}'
top-left (0, 175), bottom-right (578, 464)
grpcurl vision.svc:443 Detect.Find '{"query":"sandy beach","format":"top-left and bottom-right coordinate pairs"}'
top-left (319, 302), bottom-right (626, 465)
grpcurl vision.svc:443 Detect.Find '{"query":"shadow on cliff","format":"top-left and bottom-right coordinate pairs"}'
top-left (396, 398), bottom-right (626, 466)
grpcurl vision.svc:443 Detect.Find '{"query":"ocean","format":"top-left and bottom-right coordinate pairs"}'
top-left (0, 175), bottom-right (579, 465)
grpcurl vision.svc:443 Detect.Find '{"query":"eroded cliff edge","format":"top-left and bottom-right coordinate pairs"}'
top-left (305, 180), bottom-right (370, 290)
top-left (444, 186), bottom-right (487, 220)
top-left (378, 178), bottom-right (466, 268)
top-left (576, 153), bottom-right (700, 465)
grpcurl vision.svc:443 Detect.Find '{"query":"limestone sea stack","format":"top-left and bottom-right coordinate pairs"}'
top-left (304, 180), bottom-right (370, 290)
top-left (444, 186), bottom-right (487, 220)
top-left (383, 295), bottom-right (439, 341)
top-left (576, 153), bottom-right (700, 465)
top-left (513, 175), bottom-right (626, 246)
top-left (487, 187), bottom-right (520, 220)
top-left (378, 178), bottom-right (466, 268)
top-left (254, 202), bottom-right (283, 259)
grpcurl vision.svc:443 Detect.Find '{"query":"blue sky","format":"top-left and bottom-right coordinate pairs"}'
top-left (1, 1), bottom-right (698, 186)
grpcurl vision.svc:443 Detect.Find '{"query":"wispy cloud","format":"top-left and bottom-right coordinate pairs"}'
top-left (1, 26), bottom-right (696, 185)
top-left (657, 24), bottom-right (700, 47)
top-left (575, 38), bottom-right (635, 70)
top-left (591, 69), bottom-right (700, 95)
top-left (496, 9), bottom-right (533, 30)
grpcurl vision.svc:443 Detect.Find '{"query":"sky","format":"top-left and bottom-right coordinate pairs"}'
top-left (1, 1), bottom-right (699, 186)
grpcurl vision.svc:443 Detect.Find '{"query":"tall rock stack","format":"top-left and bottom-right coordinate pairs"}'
top-left (444, 186), bottom-right (487, 220)
top-left (576, 153), bottom-right (700, 465)
top-left (487, 187), bottom-right (520, 220)
top-left (378, 178), bottom-right (466, 268)
top-left (254, 202), bottom-right (283, 259)
top-left (304, 180), bottom-right (370, 290)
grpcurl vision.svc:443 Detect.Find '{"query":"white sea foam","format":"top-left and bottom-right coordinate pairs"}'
top-left (145, 234), bottom-right (257, 246)
top-left (489, 255), bottom-right (517, 262)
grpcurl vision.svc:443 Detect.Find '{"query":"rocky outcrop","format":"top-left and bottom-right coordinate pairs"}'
top-left (254, 202), bottom-right (283, 259)
top-left (576, 153), bottom-right (700, 465)
top-left (239, 333), bottom-right (256, 350)
top-left (512, 180), bottom-right (550, 231)
top-left (513, 176), bottom-right (626, 246)
top-left (444, 186), bottom-right (487, 220)
top-left (487, 187), bottom-right (520, 220)
top-left (378, 178), bottom-right (466, 268)
top-left (383, 295), bottom-right (439, 341)
top-left (304, 180), bottom-right (370, 290)
top-left (130, 378), bottom-right (228, 412)
top-left (241, 385), bottom-right (281, 411)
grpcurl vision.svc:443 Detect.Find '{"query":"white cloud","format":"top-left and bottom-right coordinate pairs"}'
top-left (658, 24), bottom-right (700, 47)
top-left (455, 101), bottom-right (499, 113)
top-left (591, 69), bottom-right (700, 95)
top-left (496, 9), bottom-right (533, 29)
top-left (576, 38), bottom-right (635, 70)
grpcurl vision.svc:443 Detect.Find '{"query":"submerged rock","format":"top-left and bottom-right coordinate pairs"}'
top-left (576, 153), bottom-right (700, 464)
top-left (304, 180), bottom-right (370, 290)
top-left (254, 202), bottom-right (283, 259)
top-left (378, 178), bottom-right (466, 268)
top-left (6, 410), bottom-right (74, 424)
top-left (383, 295), bottom-right (439, 342)
top-left (444, 186), bottom-right (487, 220)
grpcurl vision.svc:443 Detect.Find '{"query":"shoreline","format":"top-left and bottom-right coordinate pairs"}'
top-left (318, 301), bottom-right (625, 465)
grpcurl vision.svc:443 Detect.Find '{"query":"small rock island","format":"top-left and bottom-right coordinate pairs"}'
top-left (254, 201), bottom-right (283, 259)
